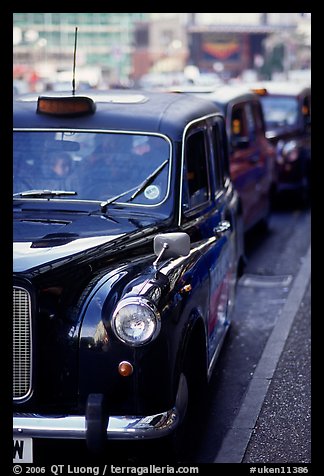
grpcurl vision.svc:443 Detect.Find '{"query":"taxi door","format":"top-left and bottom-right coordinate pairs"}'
top-left (228, 100), bottom-right (272, 231)
top-left (181, 116), bottom-right (235, 370)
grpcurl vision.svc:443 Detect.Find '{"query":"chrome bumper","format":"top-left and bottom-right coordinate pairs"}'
top-left (13, 408), bottom-right (179, 441)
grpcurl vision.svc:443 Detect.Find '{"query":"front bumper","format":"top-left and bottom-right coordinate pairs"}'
top-left (13, 408), bottom-right (179, 441)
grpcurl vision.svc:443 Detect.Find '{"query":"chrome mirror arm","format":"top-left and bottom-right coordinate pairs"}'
top-left (153, 242), bottom-right (169, 269)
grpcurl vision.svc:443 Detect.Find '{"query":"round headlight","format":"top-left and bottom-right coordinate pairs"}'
top-left (282, 140), bottom-right (299, 162)
top-left (112, 297), bottom-right (161, 346)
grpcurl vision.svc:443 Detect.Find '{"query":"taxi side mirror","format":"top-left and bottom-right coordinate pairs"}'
top-left (153, 232), bottom-right (190, 267)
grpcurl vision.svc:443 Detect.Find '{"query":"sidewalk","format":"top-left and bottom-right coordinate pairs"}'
top-left (214, 245), bottom-right (311, 463)
top-left (243, 281), bottom-right (311, 463)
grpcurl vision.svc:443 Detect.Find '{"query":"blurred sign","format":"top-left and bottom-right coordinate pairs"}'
top-left (202, 34), bottom-right (241, 61)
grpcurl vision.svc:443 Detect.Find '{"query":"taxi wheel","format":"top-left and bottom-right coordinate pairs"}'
top-left (162, 330), bottom-right (208, 462)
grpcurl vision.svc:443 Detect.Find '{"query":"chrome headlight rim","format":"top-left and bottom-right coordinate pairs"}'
top-left (111, 297), bottom-right (161, 346)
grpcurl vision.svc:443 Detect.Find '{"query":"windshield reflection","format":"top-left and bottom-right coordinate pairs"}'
top-left (13, 131), bottom-right (171, 206)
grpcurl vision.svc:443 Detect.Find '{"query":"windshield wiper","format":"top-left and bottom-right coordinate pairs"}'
top-left (100, 159), bottom-right (168, 213)
top-left (100, 185), bottom-right (139, 213)
top-left (13, 190), bottom-right (77, 198)
top-left (128, 159), bottom-right (168, 202)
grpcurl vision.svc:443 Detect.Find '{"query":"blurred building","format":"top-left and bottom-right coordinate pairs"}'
top-left (13, 13), bottom-right (311, 90)
top-left (13, 12), bottom-right (148, 88)
top-left (132, 13), bottom-right (310, 82)
top-left (186, 13), bottom-right (311, 80)
top-left (132, 14), bottom-right (188, 81)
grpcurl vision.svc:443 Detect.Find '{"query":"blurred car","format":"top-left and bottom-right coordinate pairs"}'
top-left (171, 85), bottom-right (277, 232)
top-left (251, 81), bottom-right (311, 203)
top-left (13, 89), bottom-right (244, 462)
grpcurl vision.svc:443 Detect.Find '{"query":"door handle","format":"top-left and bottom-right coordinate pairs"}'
top-left (214, 220), bottom-right (231, 236)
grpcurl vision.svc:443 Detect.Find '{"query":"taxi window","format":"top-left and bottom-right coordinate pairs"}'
top-left (182, 129), bottom-right (210, 210)
top-left (210, 121), bottom-right (229, 188)
top-left (251, 100), bottom-right (266, 133)
top-left (13, 131), bottom-right (171, 206)
top-left (244, 103), bottom-right (257, 142)
top-left (231, 105), bottom-right (247, 138)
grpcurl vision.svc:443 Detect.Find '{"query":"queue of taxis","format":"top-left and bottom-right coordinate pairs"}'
top-left (250, 82), bottom-right (311, 204)
top-left (13, 89), bottom-right (245, 462)
top-left (170, 85), bottom-right (277, 232)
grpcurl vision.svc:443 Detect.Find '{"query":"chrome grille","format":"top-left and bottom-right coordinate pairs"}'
top-left (13, 287), bottom-right (32, 400)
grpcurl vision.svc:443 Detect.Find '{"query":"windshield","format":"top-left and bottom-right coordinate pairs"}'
top-left (260, 96), bottom-right (299, 129)
top-left (13, 131), bottom-right (171, 206)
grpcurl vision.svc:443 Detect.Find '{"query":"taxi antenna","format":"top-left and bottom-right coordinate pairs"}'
top-left (72, 27), bottom-right (78, 96)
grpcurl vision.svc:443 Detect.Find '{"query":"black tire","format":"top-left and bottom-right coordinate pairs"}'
top-left (160, 331), bottom-right (208, 463)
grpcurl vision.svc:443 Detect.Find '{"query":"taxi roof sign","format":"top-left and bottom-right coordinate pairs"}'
top-left (37, 96), bottom-right (96, 116)
top-left (250, 87), bottom-right (268, 96)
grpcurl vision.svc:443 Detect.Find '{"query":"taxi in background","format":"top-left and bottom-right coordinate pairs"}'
top-left (251, 81), bottom-right (311, 204)
top-left (13, 89), bottom-right (244, 462)
top-left (170, 85), bottom-right (277, 232)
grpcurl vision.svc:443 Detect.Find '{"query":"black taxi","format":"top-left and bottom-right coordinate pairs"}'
top-left (251, 82), bottom-right (311, 204)
top-left (13, 90), bottom-right (244, 462)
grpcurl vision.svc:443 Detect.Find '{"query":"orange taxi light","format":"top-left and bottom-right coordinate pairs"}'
top-left (251, 88), bottom-right (268, 96)
top-left (37, 96), bottom-right (96, 116)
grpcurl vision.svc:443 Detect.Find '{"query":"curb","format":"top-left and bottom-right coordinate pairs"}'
top-left (214, 245), bottom-right (311, 463)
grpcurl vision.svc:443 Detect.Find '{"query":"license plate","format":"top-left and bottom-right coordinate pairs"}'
top-left (13, 437), bottom-right (33, 463)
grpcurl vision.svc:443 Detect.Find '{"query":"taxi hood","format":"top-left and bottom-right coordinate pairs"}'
top-left (13, 207), bottom-right (164, 273)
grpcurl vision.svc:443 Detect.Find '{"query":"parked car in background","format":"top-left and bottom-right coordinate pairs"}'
top-left (13, 89), bottom-right (244, 462)
top-left (171, 85), bottom-right (277, 232)
top-left (250, 81), bottom-right (311, 204)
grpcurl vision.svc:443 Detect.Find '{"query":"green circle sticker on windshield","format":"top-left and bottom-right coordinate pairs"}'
top-left (144, 185), bottom-right (160, 200)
